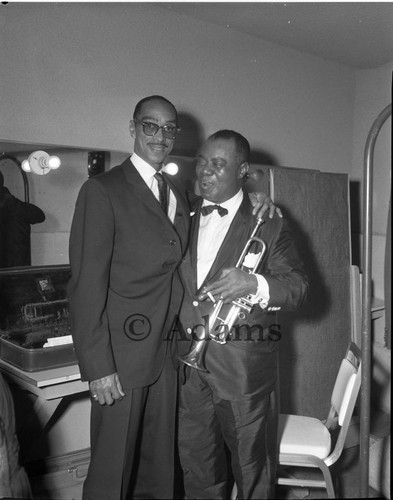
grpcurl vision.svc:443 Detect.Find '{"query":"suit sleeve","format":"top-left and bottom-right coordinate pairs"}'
top-left (67, 179), bottom-right (117, 382)
top-left (15, 200), bottom-right (45, 224)
top-left (186, 189), bottom-right (202, 211)
top-left (261, 217), bottom-right (308, 311)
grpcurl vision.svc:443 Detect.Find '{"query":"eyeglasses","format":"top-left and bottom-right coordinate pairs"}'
top-left (134, 119), bottom-right (180, 140)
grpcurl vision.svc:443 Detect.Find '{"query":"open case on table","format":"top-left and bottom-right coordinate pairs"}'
top-left (0, 265), bottom-right (77, 371)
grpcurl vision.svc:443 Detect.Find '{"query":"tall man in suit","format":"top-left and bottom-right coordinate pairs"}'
top-left (177, 130), bottom-right (308, 499)
top-left (68, 95), bottom-right (191, 500)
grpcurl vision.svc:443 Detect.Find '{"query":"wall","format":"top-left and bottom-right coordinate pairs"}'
top-left (351, 62), bottom-right (392, 414)
top-left (1, 2), bottom-right (355, 268)
top-left (1, 3), bottom-right (354, 171)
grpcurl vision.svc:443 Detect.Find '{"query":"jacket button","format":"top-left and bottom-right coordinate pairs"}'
top-left (170, 240), bottom-right (177, 245)
top-left (192, 301), bottom-right (199, 307)
top-left (187, 328), bottom-right (192, 334)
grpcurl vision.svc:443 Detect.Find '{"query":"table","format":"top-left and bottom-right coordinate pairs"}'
top-left (0, 360), bottom-right (89, 429)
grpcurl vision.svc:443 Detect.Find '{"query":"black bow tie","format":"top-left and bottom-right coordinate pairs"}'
top-left (201, 204), bottom-right (228, 217)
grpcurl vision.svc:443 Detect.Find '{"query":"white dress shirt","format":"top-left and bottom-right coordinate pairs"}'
top-left (197, 189), bottom-right (270, 308)
top-left (131, 153), bottom-right (177, 223)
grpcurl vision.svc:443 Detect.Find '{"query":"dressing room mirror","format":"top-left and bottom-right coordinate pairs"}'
top-left (0, 140), bottom-right (130, 268)
top-left (0, 140), bottom-right (198, 269)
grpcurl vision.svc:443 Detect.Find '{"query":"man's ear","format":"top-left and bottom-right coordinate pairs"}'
top-left (129, 120), bottom-right (136, 139)
top-left (238, 162), bottom-right (249, 179)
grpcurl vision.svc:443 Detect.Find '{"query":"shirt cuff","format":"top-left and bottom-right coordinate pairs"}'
top-left (249, 273), bottom-right (270, 309)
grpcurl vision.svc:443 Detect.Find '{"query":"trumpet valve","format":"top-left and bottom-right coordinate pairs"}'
top-left (232, 296), bottom-right (254, 313)
top-left (209, 315), bottom-right (228, 344)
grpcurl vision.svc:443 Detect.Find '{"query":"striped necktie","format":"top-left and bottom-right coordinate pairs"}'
top-left (154, 172), bottom-right (168, 214)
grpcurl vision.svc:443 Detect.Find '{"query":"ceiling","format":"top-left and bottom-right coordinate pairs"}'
top-left (157, 2), bottom-right (393, 69)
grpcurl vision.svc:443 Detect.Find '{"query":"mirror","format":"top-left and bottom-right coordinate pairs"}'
top-left (0, 141), bottom-right (130, 268)
top-left (0, 141), bottom-right (198, 269)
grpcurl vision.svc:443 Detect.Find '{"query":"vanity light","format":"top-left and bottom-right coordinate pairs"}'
top-left (21, 151), bottom-right (61, 175)
top-left (163, 162), bottom-right (178, 176)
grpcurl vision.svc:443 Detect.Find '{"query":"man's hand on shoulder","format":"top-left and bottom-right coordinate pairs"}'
top-left (89, 373), bottom-right (125, 406)
top-left (248, 192), bottom-right (283, 220)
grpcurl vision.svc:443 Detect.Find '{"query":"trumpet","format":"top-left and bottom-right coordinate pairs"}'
top-left (178, 217), bottom-right (266, 372)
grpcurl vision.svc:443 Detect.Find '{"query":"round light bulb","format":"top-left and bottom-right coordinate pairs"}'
top-left (164, 162), bottom-right (179, 176)
top-left (48, 156), bottom-right (61, 169)
top-left (21, 159), bottom-right (31, 172)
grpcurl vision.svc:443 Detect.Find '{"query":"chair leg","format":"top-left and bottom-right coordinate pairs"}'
top-left (277, 467), bottom-right (310, 498)
top-left (319, 462), bottom-right (335, 498)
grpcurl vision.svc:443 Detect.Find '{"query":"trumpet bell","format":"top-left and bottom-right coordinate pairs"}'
top-left (178, 340), bottom-right (209, 372)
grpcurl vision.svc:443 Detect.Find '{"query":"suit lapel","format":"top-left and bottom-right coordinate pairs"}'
top-left (163, 172), bottom-right (192, 251)
top-left (121, 159), bottom-right (190, 247)
top-left (121, 158), bottom-right (162, 216)
top-left (164, 172), bottom-right (187, 222)
top-left (188, 199), bottom-right (203, 291)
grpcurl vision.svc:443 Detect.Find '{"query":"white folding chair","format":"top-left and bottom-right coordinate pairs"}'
top-left (276, 341), bottom-right (361, 498)
top-left (230, 342), bottom-right (361, 499)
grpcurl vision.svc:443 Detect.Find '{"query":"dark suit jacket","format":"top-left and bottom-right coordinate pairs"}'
top-left (67, 158), bottom-right (190, 389)
top-left (178, 194), bottom-right (308, 400)
top-left (0, 186), bottom-right (45, 267)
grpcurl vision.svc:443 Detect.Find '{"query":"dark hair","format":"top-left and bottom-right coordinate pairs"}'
top-left (133, 95), bottom-right (178, 124)
top-left (207, 130), bottom-right (250, 163)
top-left (0, 170), bottom-right (4, 187)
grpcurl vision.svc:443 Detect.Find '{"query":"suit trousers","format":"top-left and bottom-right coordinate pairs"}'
top-left (178, 368), bottom-right (278, 499)
top-left (82, 354), bottom-right (177, 500)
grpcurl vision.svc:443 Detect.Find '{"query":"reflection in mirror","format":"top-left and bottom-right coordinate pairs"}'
top-left (0, 162), bottom-right (45, 268)
top-left (0, 141), bottom-right (129, 268)
top-left (0, 142), bottom-right (197, 269)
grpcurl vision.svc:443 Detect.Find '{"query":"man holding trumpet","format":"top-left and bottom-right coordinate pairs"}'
top-left (177, 130), bottom-right (308, 499)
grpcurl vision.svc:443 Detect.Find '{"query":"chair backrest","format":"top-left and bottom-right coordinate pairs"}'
top-left (325, 342), bottom-right (361, 466)
top-left (332, 358), bottom-right (357, 425)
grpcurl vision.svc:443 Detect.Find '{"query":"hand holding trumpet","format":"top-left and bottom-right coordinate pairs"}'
top-left (198, 268), bottom-right (259, 304)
